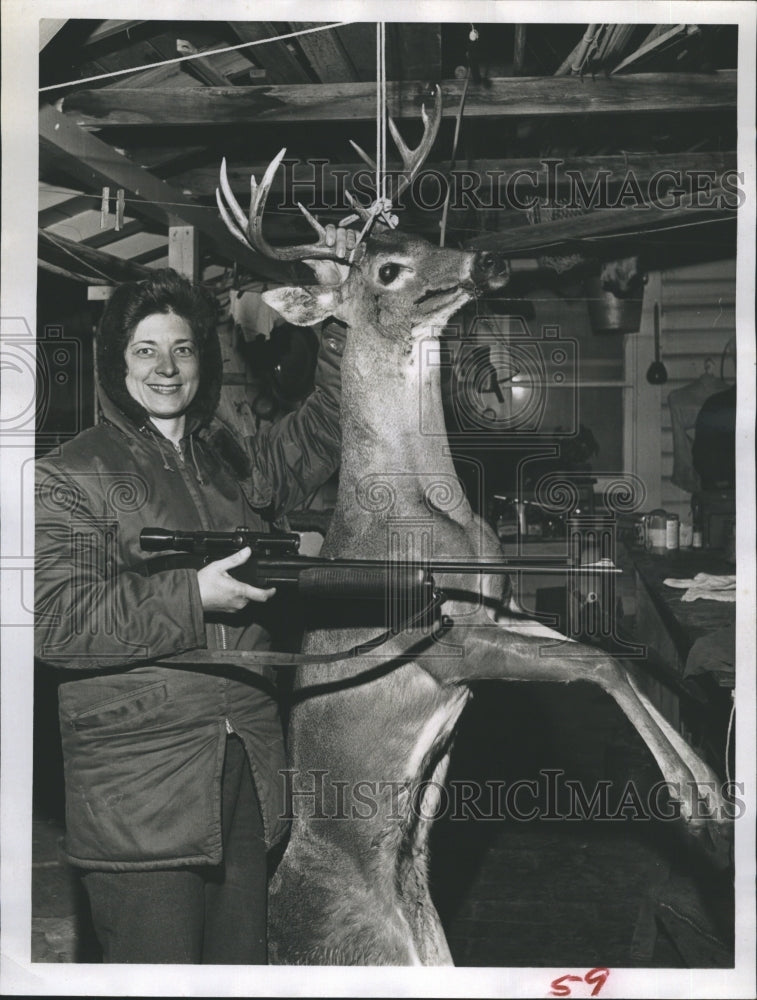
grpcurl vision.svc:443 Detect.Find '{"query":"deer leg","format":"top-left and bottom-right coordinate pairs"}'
top-left (420, 612), bottom-right (731, 861)
top-left (398, 749), bottom-right (455, 965)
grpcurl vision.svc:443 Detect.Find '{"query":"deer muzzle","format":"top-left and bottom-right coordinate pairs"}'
top-left (469, 251), bottom-right (510, 293)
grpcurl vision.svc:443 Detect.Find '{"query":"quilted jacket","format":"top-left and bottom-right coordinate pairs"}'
top-left (35, 323), bottom-right (343, 870)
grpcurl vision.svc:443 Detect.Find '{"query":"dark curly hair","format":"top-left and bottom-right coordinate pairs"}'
top-left (96, 269), bottom-right (222, 430)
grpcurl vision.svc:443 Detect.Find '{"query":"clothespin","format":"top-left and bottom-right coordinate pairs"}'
top-left (115, 189), bottom-right (125, 231)
top-left (100, 187), bottom-right (110, 229)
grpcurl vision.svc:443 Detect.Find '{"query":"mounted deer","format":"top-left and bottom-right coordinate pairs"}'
top-left (217, 88), bottom-right (730, 966)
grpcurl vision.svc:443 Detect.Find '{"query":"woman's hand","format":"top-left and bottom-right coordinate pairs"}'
top-left (197, 547), bottom-right (276, 613)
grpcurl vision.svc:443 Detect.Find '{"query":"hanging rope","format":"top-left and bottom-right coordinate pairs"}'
top-left (349, 21), bottom-right (396, 247)
top-left (376, 22), bottom-right (383, 202)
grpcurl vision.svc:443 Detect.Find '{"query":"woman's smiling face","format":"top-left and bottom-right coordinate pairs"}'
top-left (124, 311), bottom-right (200, 422)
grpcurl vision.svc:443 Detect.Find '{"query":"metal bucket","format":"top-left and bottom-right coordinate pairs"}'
top-left (586, 277), bottom-right (644, 334)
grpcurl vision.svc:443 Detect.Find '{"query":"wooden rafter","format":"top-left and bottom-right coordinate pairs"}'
top-left (554, 24), bottom-right (601, 76)
top-left (62, 72), bottom-right (737, 128)
top-left (171, 151), bottom-right (737, 203)
top-left (468, 184), bottom-right (736, 255)
top-left (39, 194), bottom-right (99, 228)
top-left (611, 24), bottom-right (692, 75)
top-left (174, 40), bottom-right (232, 87)
top-left (83, 219), bottom-right (145, 249)
top-left (82, 21), bottom-right (145, 46)
top-left (38, 230), bottom-right (153, 283)
top-left (39, 103), bottom-right (297, 283)
top-left (227, 22), bottom-right (312, 85)
top-left (288, 21), bottom-right (358, 83)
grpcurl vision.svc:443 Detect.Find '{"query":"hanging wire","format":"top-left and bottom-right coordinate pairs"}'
top-left (439, 68), bottom-right (472, 248)
top-left (40, 21), bottom-right (354, 93)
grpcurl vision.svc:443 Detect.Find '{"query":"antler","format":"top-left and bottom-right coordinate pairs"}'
top-left (216, 149), bottom-right (345, 262)
top-left (348, 84), bottom-right (443, 210)
top-left (216, 85), bottom-right (443, 258)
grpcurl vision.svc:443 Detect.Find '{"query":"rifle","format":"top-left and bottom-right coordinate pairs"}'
top-left (140, 527), bottom-right (620, 604)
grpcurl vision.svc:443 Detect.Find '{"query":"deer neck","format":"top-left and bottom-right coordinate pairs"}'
top-left (337, 324), bottom-right (457, 497)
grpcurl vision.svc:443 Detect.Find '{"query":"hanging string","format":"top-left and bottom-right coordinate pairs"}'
top-left (379, 22), bottom-right (387, 204)
top-left (39, 21), bottom-right (354, 93)
top-left (349, 21), bottom-right (393, 246)
top-left (376, 23), bottom-right (382, 204)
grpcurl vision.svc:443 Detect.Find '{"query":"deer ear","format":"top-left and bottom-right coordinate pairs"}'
top-left (263, 286), bottom-right (341, 326)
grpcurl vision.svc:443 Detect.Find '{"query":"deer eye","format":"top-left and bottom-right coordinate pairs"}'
top-left (378, 263), bottom-right (402, 285)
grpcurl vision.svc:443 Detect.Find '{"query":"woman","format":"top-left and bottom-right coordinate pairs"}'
top-left (35, 266), bottom-right (345, 963)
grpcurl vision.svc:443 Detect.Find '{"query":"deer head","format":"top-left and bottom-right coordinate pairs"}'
top-left (216, 89), bottom-right (510, 345)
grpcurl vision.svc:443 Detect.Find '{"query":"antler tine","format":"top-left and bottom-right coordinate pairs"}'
top-left (343, 190), bottom-right (374, 224)
top-left (388, 84), bottom-right (442, 200)
top-left (348, 139), bottom-right (378, 172)
top-left (216, 187), bottom-right (254, 248)
top-left (246, 148), bottom-right (290, 260)
top-left (217, 148), bottom-right (349, 263)
top-left (216, 158), bottom-right (251, 244)
top-left (296, 201), bottom-right (328, 239)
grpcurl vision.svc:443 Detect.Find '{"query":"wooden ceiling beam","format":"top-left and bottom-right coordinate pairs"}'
top-left (171, 151), bottom-right (737, 201)
top-left (39, 103), bottom-right (297, 284)
top-left (82, 21), bottom-right (146, 46)
top-left (554, 24), bottom-right (601, 76)
top-left (82, 219), bottom-right (145, 249)
top-left (174, 40), bottom-right (232, 87)
top-left (288, 21), bottom-right (358, 83)
top-left (38, 230), bottom-right (153, 283)
top-left (39, 194), bottom-right (98, 228)
top-left (468, 184), bottom-right (736, 255)
top-left (227, 22), bottom-right (312, 85)
top-left (611, 24), bottom-right (691, 75)
top-left (333, 24), bottom-right (377, 82)
top-left (62, 72), bottom-right (737, 127)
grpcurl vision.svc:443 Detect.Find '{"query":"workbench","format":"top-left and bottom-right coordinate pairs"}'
top-left (624, 546), bottom-right (735, 777)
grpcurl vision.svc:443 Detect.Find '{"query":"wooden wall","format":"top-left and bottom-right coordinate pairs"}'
top-left (624, 258), bottom-right (737, 521)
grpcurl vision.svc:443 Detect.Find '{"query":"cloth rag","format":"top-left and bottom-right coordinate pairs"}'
top-left (663, 572), bottom-right (736, 602)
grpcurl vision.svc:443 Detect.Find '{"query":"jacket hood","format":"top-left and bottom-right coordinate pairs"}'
top-left (95, 271), bottom-right (223, 439)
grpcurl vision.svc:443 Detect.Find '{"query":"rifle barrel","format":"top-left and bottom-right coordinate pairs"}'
top-left (256, 556), bottom-right (620, 575)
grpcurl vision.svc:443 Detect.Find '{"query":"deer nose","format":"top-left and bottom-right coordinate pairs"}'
top-left (471, 251), bottom-right (509, 288)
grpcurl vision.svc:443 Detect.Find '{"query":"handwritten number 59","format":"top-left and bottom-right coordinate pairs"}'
top-left (549, 967), bottom-right (610, 997)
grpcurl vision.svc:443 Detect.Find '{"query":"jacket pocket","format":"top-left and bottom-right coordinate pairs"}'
top-left (63, 681), bottom-right (168, 732)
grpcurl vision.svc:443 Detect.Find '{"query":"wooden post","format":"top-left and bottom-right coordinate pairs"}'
top-left (168, 226), bottom-right (199, 282)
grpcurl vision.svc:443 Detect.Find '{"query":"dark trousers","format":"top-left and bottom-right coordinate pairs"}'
top-left (82, 735), bottom-right (268, 964)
